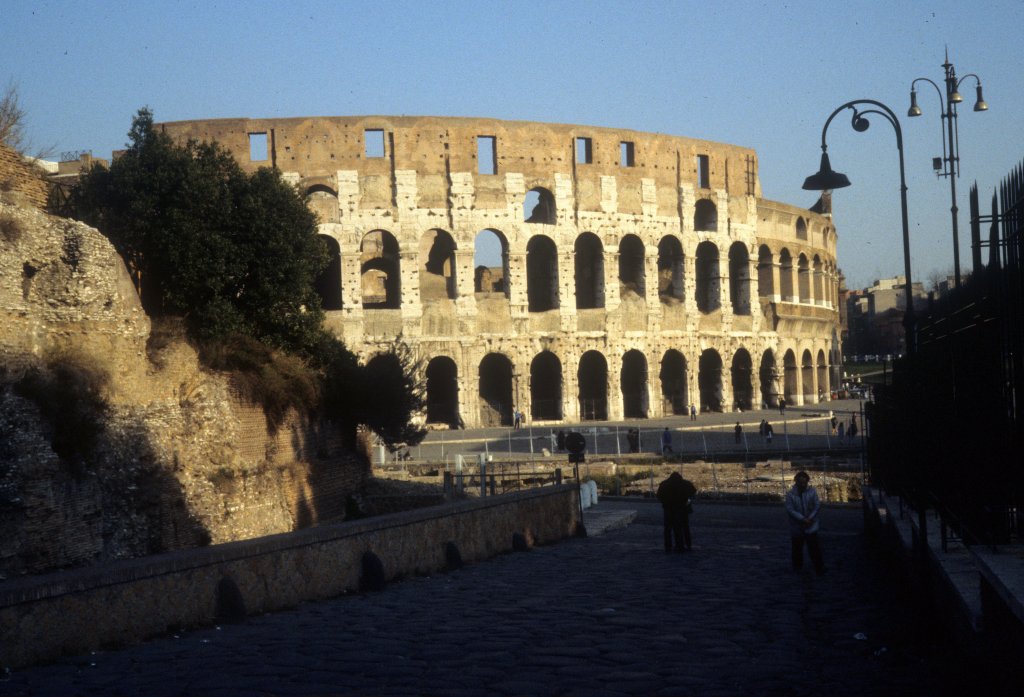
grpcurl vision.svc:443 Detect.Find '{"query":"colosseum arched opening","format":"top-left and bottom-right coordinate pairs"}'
top-left (524, 187), bottom-right (556, 224)
top-left (575, 232), bottom-right (604, 309)
top-left (426, 356), bottom-right (459, 428)
top-left (759, 350), bottom-right (779, 408)
top-left (360, 230), bottom-right (401, 309)
top-left (802, 349), bottom-right (815, 404)
top-left (698, 349), bottom-right (724, 412)
top-left (757, 245), bottom-right (774, 300)
top-left (657, 236), bottom-right (684, 304)
top-left (618, 235), bottom-right (646, 300)
top-left (696, 242), bottom-right (721, 314)
top-left (474, 228), bottom-right (508, 295)
top-left (578, 351), bottom-right (608, 421)
top-left (783, 349), bottom-right (798, 405)
top-left (527, 235), bottom-right (559, 313)
top-left (817, 349), bottom-right (829, 400)
top-left (621, 349), bottom-right (649, 419)
top-left (694, 199), bottom-right (718, 232)
top-left (479, 353), bottom-right (514, 426)
top-left (315, 234), bottom-right (342, 310)
top-left (731, 349), bottom-right (754, 411)
top-left (420, 229), bottom-right (457, 301)
top-left (660, 349), bottom-right (689, 415)
top-left (530, 351), bottom-right (563, 422)
top-left (728, 242), bottom-right (751, 315)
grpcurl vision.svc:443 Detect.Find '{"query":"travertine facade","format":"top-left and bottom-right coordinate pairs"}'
top-left (161, 116), bottom-right (841, 427)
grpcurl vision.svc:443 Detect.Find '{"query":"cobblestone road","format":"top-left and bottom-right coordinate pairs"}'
top-left (5, 501), bottom-right (971, 696)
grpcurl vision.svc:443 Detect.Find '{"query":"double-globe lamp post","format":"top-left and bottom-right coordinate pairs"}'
top-left (802, 100), bottom-right (916, 356)
top-left (908, 51), bottom-right (988, 289)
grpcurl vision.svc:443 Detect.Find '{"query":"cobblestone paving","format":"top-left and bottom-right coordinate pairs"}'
top-left (5, 502), bottom-right (973, 696)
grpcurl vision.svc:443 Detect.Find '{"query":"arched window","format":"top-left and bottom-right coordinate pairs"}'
top-left (798, 254), bottom-right (811, 303)
top-left (694, 199), bottom-right (718, 232)
top-left (695, 241), bottom-right (720, 313)
top-left (757, 245), bottom-right (774, 298)
top-left (728, 242), bottom-right (751, 315)
top-left (474, 228), bottom-right (509, 296)
top-left (574, 232), bottom-right (604, 309)
top-left (796, 216), bottom-right (808, 240)
top-left (419, 229), bottom-right (457, 301)
top-left (618, 235), bottom-right (646, 299)
top-left (360, 230), bottom-right (400, 309)
top-left (779, 248), bottom-right (794, 301)
top-left (314, 234), bottom-right (342, 310)
top-left (524, 187), bottom-right (556, 224)
top-left (657, 236), bottom-right (684, 302)
top-left (306, 184), bottom-right (339, 223)
top-left (578, 351), bottom-right (608, 421)
top-left (526, 235), bottom-right (559, 312)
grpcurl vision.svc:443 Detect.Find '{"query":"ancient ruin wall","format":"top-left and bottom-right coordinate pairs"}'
top-left (159, 116), bottom-right (840, 426)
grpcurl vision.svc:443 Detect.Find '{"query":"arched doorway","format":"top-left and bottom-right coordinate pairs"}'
top-left (728, 242), bottom-right (751, 315)
top-left (479, 353), bottom-right (514, 427)
top-left (657, 236), bottom-right (685, 302)
top-left (618, 235), bottom-right (646, 299)
top-left (698, 349), bottom-right (724, 412)
top-left (660, 349), bottom-right (688, 415)
top-left (802, 349), bottom-right (815, 404)
top-left (578, 351), bottom-right (608, 421)
top-left (621, 349), bottom-right (648, 418)
top-left (527, 235), bottom-right (559, 312)
top-left (731, 349), bottom-right (754, 411)
top-left (695, 242), bottom-right (720, 313)
top-left (783, 349), bottom-right (798, 405)
top-left (530, 351), bottom-right (563, 421)
top-left (575, 232), bottom-right (604, 309)
top-left (360, 230), bottom-right (401, 309)
top-left (426, 357), bottom-right (459, 428)
top-left (759, 350), bottom-right (779, 408)
top-left (314, 234), bottom-right (342, 310)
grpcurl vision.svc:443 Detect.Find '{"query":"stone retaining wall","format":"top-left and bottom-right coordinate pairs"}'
top-left (0, 484), bottom-right (580, 668)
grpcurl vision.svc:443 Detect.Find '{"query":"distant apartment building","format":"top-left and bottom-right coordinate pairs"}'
top-left (843, 276), bottom-right (928, 358)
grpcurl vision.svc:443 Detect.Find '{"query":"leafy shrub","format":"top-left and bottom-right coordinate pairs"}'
top-left (0, 212), bottom-right (22, 243)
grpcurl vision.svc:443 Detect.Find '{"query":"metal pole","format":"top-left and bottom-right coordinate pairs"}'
top-left (943, 56), bottom-right (962, 287)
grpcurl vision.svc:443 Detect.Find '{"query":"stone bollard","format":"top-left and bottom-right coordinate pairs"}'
top-left (580, 483), bottom-right (592, 509)
top-left (587, 480), bottom-right (599, 506)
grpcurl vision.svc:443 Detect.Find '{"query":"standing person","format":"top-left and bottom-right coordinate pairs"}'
top-left (785, 471), bottom-right (826, 574)
top-left (734, 422), bottom-right (742, 444)
top-left (849, 416), bottom-right (859, 441)
top-left (657, 472), bottom-right (697, 552)
top-left (690, 403), bottom-right (697, 421)
top-left (778, 397), bottom-right (786, 415)
top-left (766, 421), bottom-right (774, 444)
top-left (837, 421), bottom-right (845, 439)
top-left (661, 427), bottom-right (674, 455)
top-left (830, 414), bottom-right (838, 435)
top-left (759, 419), bottom-right (767, 439)
top-left (513, 408), bottom-right (521, 430)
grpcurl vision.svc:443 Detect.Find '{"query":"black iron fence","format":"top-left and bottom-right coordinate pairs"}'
top-left (868, 158), bottom-right (1023, 547)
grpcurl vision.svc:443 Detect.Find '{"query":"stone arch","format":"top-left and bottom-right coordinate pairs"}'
top-left (812, 254), bottom-right (824, 305)
top-left (578, 350), bottom-right (608, 421)
top-left (426, 356), bottom-right (459, 428)
top-left (530, 351), bottom-right (563, 421)
top-left (731, 348), bottom-right (754, 411)
top-left (306, 184), bottom-right (338, 223)
top-left (816, 348), bottom-right (829, 401)
top-left (620, 349), bottom-right (649, 419)
top-left (798, 253), bottom-right (811, 303)
top-left (779, 248), bottom-right (794, 301)
top-left (695, 241), bottom-right (720, 313)
top-left (474, 228), bottom-right (509, 296)
top-left (419, 229), bottom-right (457, 301)
top-left (574, 232), bottom-right (605, 309)
top-left (759, 349), bottom-right (779, 408)
top-left (783, 349), bottom-right (798, 405)
top-left (527, 234), bottom-right (559, 312)
top-left (360, 229), bottom-right (400, 309)
top-left (314, 234), bottom-right (342, 310)
top-left (657, 236), bottom-right (685, 302)
top-left (524, 187), bottom-right (556, 224)
top-left (479, 353), bottom-right (514, 427)
top-left (796, 216), bottom-right (808, 240)
top-left (694, 199), bottom-right (718, 232)
top-left (618, 234), bottom-right (646, 299)
top-left (660, 349), bottom-right (689, 415)
top-left (801, 349), bottom-right (815, 404)
top-left (757, 245), bottom-right (774, 299)
top-left (728, 241), bottom-right (751, 315)
top-left (698, 348), bottom-right (724, 412)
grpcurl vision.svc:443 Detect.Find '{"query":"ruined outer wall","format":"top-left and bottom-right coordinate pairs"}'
top-left (0, 142), bottom-right (49, 210)
top-left (160, 116), bottom-right (840, 424)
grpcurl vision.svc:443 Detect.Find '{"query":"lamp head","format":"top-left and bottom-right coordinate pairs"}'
top-left (973, 83), bottom-right (988, 112)
top-left (950, 87), bottom-right (964, 103)
top-left (908, 89), bottom-right (922, 117)
top-left (802, 152), bottom-right (852, 191)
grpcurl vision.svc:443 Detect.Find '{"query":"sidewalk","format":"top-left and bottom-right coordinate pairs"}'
top-left (5, 500), bottom-right (990, 696)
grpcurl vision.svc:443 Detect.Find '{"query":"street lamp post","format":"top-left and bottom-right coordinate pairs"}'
top-left (802, 99), bottom-right (916, 355)
top-left (908, 50), bottom-right (988, 289)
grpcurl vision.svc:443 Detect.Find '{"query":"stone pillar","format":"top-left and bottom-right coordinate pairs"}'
top-left (454, 249), bottom-right (477, 315)
top-left (607, 351), bottom-right (623, 422)
top-left (771, 260), bottom-right (782, 302)
top-left (507, 251), bottom-right (528, 318)
top-left (399, 248), bottom-right (421, 320)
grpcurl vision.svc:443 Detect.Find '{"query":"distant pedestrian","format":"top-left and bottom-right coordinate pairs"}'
top-left (690, 403), bottom-right (697, 421)
top-left (849, 418), bottom-right (858, 441)
top-left (759, 419), bottom-right (767, 439)
top-left (661, 427), bottom-right (674, 455)
top-left (556, 430), bottom-right (566, 452)
top-left (656, 472), bottom-right (697, 552)
top-left (513, 409), bottom-right (521, 429)
top-left (837, 421), bottom-right (845, 439)
top-left (785, 471), bottom-right (826, 574)
top-left (778, 397), bottom-right (786, 415)
top-left (830, 415), bottom-right (838, 435)
top-left (734, 422), bottom-right (742, 444)
top-left (766, 421), bottom-right (774, 444)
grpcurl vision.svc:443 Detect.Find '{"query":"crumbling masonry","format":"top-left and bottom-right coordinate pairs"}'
top-left (160, 116), bottom-right (841, 427)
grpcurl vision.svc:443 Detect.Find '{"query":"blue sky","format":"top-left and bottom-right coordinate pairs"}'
top-left (4, 0), bottom-right (1023, 290)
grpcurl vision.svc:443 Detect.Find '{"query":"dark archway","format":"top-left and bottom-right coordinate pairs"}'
top-left (474, 228), bottom-right (509, 295)
top-left (731, 348), bottom-right (754, 411)
top-left (759, 350), bottom-right (779, 408)
top-left (728, 242), bottom-right (751, 315)
top-left (360, 230), bottom-right (400, 309)
top-left (530, 351), bottom-right (563, 421)
top-left (575, 232), bottom-right (605, 309)
top-left (527, 235), bottom-right (559, 312)
top-left (620, 349), bottom-right (648, 418)
top-left (798, 254), bottom-right (811, 303)
top-left (426, 357), bottom-right (459, 428)
top-left (578, 351), bottom-right (608, 421)
top-left (801, 349), bottom-right (815, 403)
top-left (695, 241), bottom-right (720, 313)
top-left (420, 229), bottom-right (457, 301)
top-left (816, 348), bottom-right (828, 401)
top-left (479, 353), bottom-right (514, 427)
top-left (694, 199), bottom-right (717, 232)
top-left (779, 248), bottom-right (794, 301)
top-left (783, 349), bottom-right (798, 405)
top-left (658, 236), bottom-right (684, 302)
top-left (757, 245), bottom-right (774, 298)
top-left (314, 234), bottom-right (342, 310)
top-left (618, 235), bottom-right (646, 299)
top-left (698, 349), bottom-right (724, 412)
top-left (660, 349), bottom-right (688, 415)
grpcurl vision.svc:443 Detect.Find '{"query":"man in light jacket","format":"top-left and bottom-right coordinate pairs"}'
top-left (785, 471), bottom-right (826, 574)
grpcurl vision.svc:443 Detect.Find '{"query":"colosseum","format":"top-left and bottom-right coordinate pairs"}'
top-left (158, 116), bottom-right (841, 428)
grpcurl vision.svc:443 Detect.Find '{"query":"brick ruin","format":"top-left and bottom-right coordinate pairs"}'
top-left (160, 116), bottom-right (841, 427)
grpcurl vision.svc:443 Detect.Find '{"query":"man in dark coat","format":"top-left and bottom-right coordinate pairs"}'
top-left (656, 472), bottom-right (697, 552)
